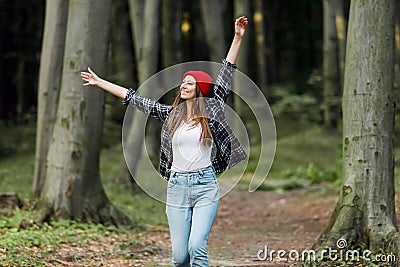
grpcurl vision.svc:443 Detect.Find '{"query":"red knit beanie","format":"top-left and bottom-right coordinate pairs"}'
top-left (183, 71), bottom-right (213, 97)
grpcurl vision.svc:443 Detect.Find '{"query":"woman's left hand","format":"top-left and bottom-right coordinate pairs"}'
top-left (234, 16), bottom-right (248, 38)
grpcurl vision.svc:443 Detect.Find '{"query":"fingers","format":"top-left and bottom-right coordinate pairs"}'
top-left (88, 67), bottom-right (95, 75)
top-left (236, 16), bottom-right (248, 28)
top-left (80, 69), bottom-right (92, 86)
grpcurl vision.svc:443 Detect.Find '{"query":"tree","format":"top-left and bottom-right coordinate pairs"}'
top-left (334, 0), bottom-right (347, 90)
top-left (253, 0), bottom-right (268, 96)
top-left (322, 0), bottom-right (340, 129)
top-left (109, 0), bottom-right (137, 122)
top-left (37, 0), bottom-right (130, 225)
top-left (33, 0), bottom-right (69, 198)
top-left (199, 0), bottom-right (226, 62)
top-left (124, 0), bottom-right (161, 178)
top-left (109, 0), bottom-right (137, 187)
top-left (162, 0), bottom-right (183, 67)
top-left (313, 0), bottom-right (398, 253)
top-left (233, 0), bottom-right (251, 141)
top-left (394, 2), bottom-right (400, 143)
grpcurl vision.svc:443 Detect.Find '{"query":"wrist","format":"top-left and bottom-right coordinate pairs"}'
top-left (96, 77), bottom-right (105, 87)
top-left (233, 34), bottom-right (243, 43)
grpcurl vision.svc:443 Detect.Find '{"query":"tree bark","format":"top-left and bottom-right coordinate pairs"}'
top-left (109, 0), bottom-right (137, 187)
top-left (33, 0), bottom-right (69, 198)
top-left (313, 0), bottom-right (398, 253)
top-left (124, 0), bottom-right (161, 179)
top-left (37, 0), bottom-right (130, 225)
top-left (394, 2), bottom-right (400, 143)
top-left (322, 0), bottom-right (340, 129)
top-left (199, 0), bottom-right (226, 62)
top-left (334, 0), bottom-right (347, 91)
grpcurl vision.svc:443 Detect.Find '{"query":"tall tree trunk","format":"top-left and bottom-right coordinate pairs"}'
top-left (37, 0), bottom-right (130, 225)
top-left (199, 0), bottom-right (226, 62)
top-left (334, 0), bottom-right (347, 91)
top-left (162, 0), bottom-right (183, 67)
top-left (124, 0), bottom-right (161, 179)
top-left (106, 0), bottom-right (137, 122)
top-left (322, 0), bottom-right (340, 129)
top-left (394, 2), bottom-right (400, 143)
top-left (253, 0), bottom-right (268, 96)
top-left (109, 0), bottom-right (137, 187)
top-left (313, 0), bottom-right (398, 253)
top-left (141, 0), bottom-right (184, 171)
top-left (233, 0), bottom-right (251, 141)
top-left (33, 0), bottom-right (69, 198)
top-left (306, 0), bottom-right (318, 70)
top-left (265, 0), bottom-right (278, 84)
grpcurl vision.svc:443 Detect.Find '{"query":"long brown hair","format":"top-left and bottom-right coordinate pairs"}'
top-left (167, 85), bottom-right (213, 146)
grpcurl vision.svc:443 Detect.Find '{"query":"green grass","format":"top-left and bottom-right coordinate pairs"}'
top-left (239, 116), bottom-right (342, 192)
top-left (0, 152), bottom-right (35, 200)
top-left (0, 208), bottom-right (159, 266)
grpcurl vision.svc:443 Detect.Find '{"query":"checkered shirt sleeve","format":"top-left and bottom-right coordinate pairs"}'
top-left (122, 88), bottom-right (172, 123)
top-left (212, 59), bottom-right (237, 103)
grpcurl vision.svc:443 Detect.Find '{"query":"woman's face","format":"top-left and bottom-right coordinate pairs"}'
top-left (180, 75), bottom-right (197, 100)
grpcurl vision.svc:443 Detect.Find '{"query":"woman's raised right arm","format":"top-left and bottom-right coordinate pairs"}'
top-left (81, 68), bottom-right (172, 123)
top-left (81, 67), bottom-right (127, 99)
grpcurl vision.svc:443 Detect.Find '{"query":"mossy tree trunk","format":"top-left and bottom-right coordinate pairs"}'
top-left (37, 0), bottom-right (131, 225)
top-left (313, 0), bottom-right (398, 253)
top-left (322, 0), bottom-right (340, 129)
top-left (33, 0), bottom-right (69, 198)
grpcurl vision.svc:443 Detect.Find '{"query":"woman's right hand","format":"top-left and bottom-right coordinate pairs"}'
top-left (81, 67), bottom-right (100, 86)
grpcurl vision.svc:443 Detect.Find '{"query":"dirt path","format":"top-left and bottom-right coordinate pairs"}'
top-left (42, 184), bottom-right (400, 266)
top-left (138, 185), bottom-right (338, 266)
top-left (209, 186), bottom-right (337, 266)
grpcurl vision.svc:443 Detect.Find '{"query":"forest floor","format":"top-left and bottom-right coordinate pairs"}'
top-left (1, 183), bottom-right (340, 267)
top-left (50, 185), bottom-right (341, 267)
top-left (36, 184), bottom-right (398, 267)
top-left (2, 184), bottom-right (400, 267)
top-left (1, 120), bottom-right (399, 266)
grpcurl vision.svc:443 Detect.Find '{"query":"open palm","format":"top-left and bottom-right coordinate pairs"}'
top-left (80, 67), bottom-right (100, 86)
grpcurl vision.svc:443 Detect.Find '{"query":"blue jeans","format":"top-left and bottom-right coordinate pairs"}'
top-left (166, 165), bottom-right (220, 267)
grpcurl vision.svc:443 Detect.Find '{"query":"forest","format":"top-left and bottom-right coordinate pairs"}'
top-left (0, 0), bottom-right (400, 266)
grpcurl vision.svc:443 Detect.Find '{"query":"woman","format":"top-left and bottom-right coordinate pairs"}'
top-left (81, 16), bottom-right (248, 267)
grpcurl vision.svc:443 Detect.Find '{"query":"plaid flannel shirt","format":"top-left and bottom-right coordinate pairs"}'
top-left (122, 59), bottom-right (247, 179)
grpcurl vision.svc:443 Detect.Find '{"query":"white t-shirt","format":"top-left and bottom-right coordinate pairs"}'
top-left (171, 122), bottom-right (212, 172)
